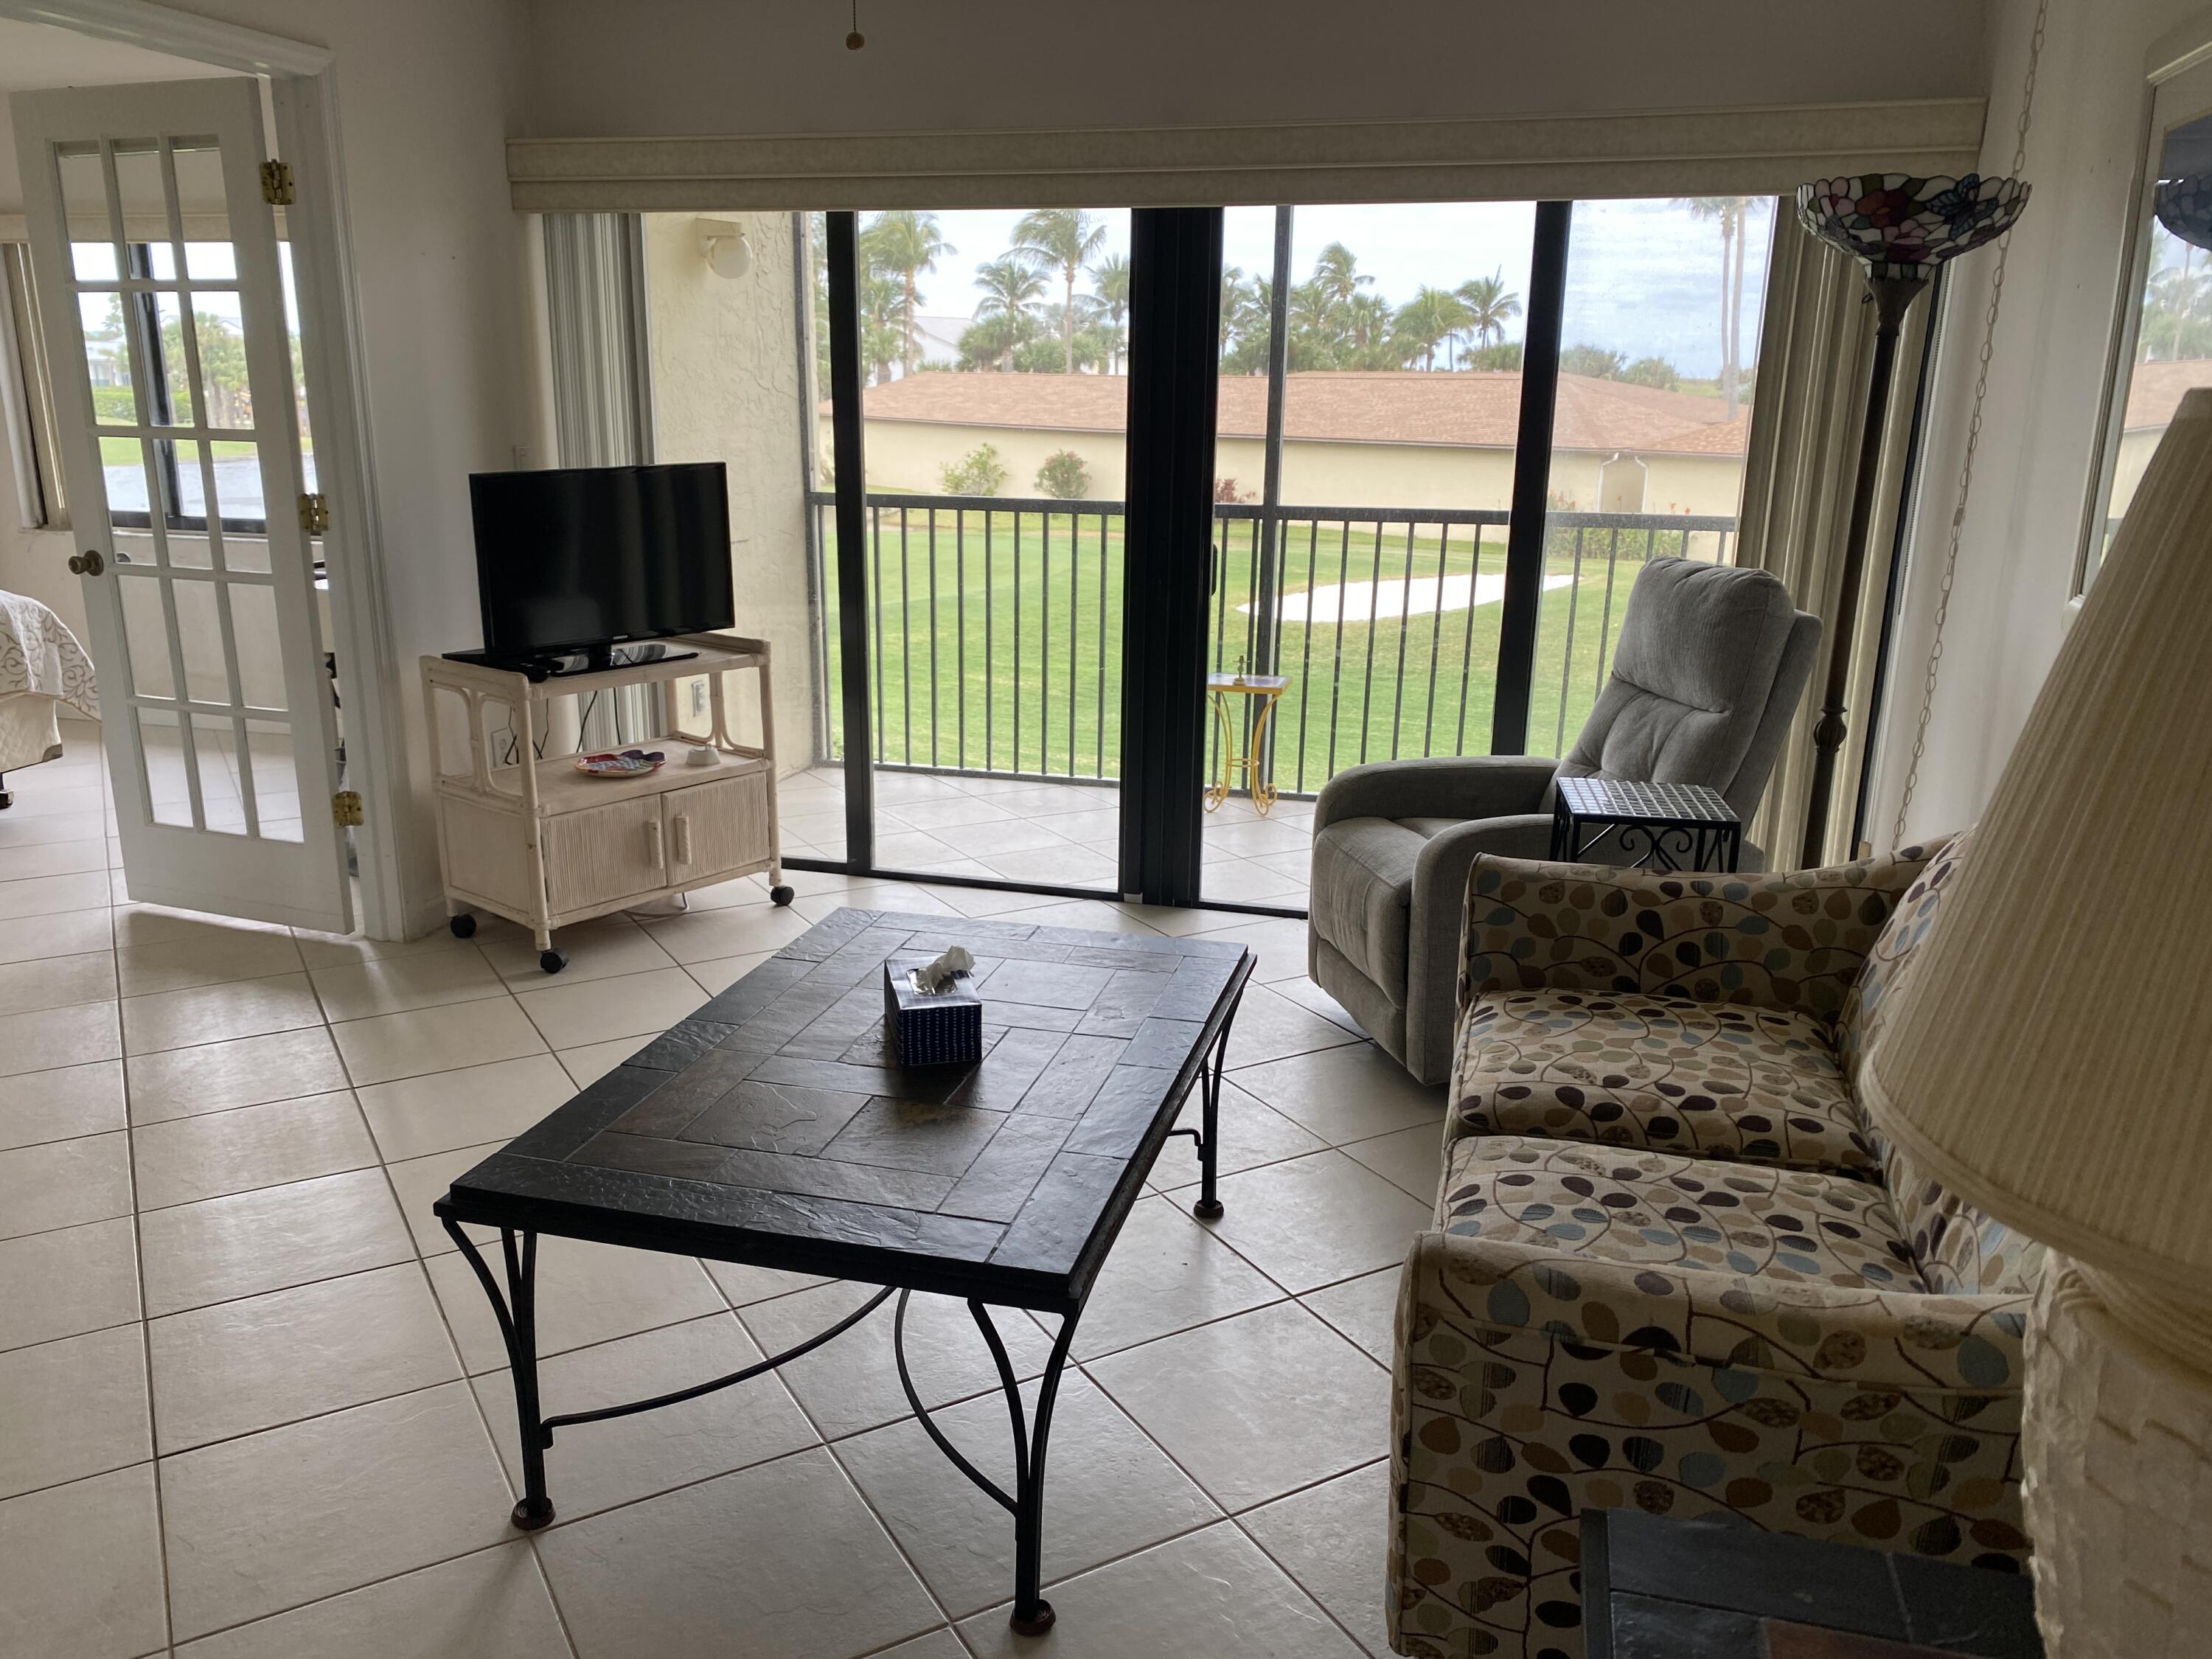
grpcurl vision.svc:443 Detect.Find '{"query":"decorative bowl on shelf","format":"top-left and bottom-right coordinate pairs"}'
top-left (574, 748), bottom-right (666, 779)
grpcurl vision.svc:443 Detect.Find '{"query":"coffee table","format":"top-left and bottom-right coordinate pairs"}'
top-left (436, 906), bottom-right (1253, 1635)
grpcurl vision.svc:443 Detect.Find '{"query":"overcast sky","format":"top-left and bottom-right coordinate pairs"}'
top-left (894, 198), bottom-right (1775, 380)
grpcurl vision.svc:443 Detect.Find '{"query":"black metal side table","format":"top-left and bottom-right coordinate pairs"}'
top-left (1550, 775), bottom-right (1742, 872)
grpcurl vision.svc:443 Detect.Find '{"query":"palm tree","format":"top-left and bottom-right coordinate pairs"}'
top-left (1455, 271), bottom-right (1522, 349)
top-left (1090, 251), bottom-right (1132, 372)
top-left (973, 257), bottom-right (1048, 370)
top-left (861, 210), bottom-right (955, 377)
top-left (1012, 208), bottom-right (1108, 372)
top-left (1679, 197), bottom-right (1755, 417)
top-left (1393, 286), bottom-right (1471, 371)
top-left (1310, 242), bottom-right (1372, 314)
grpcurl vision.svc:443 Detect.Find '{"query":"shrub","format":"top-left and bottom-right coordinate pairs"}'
top-left (1620, 355), bottom-right (1681, 391)
top-left (1213, 477), bottom-right (1251, 504)
top-left (939, 443), bottom-right (1008, 496)
top-left (1035, 450), bottom-right (1091, 499)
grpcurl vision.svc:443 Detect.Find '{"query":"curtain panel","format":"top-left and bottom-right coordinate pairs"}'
top-left (1736, 212), bottom-right (1935, 867)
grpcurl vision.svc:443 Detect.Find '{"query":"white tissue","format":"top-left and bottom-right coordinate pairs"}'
top-left (911, 945), bottom-right (974, 993)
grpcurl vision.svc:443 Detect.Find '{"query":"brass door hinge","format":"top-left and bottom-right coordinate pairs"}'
top-left (260, 160), bottom-right (296, 206)
top-left (298, 493), bottom-right (329, 535)
top-left (332, 790), bottom-right (363, 827)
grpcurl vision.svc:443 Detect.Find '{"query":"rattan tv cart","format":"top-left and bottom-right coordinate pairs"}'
top-left (421, 634), bottom-right (790, 973)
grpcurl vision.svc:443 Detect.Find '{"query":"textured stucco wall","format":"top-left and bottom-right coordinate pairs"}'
top-left (642, 212), bottom-right (820, 771)
top-left (841, 411), bottom-right (1745, 517)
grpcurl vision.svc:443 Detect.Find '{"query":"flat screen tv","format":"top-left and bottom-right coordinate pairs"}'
top-left (467, 462), bottom-right (733, 664)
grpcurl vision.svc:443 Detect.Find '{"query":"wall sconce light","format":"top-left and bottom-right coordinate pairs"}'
top-left (697, 219), bottom-right (754, 280)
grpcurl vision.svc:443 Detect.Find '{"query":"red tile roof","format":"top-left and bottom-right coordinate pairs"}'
top-left (2121, 359), bottom-right (2212, 431)
top-left (852, 369), bottom-right (1751, 456)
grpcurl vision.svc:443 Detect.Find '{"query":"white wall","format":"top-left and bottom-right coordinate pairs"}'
top-left (518, 0), bottom-right (1988, 140)
top-left (2, 0), bottom-right (534, 935)
top-left (1869, 0), bottom-right (2206, 845)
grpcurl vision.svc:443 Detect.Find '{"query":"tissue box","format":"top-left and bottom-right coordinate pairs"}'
top-left (882, 954), bottom-right (983, 1067)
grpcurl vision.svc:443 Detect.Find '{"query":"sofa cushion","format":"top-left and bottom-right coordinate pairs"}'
top-left (1308, 815), bottom-right (1427, 1006)
top-left (1836, 828), bottom-right (1969, 1090)
top-left (1885, 1148), bottom-right (2048, 1298)
top-left (1450, 987), bottom-right (1878, 1176)
top-left (1437, 1135), bottom-right (1923, 1292)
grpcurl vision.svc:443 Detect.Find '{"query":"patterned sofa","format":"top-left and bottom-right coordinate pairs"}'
top-left (1386, 832), bottom-right (2046, 1659)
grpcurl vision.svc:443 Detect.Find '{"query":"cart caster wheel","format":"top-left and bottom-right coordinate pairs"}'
top-left (770, 885), bottom-right (795, 906)
top-left (511, 1497), bottom-right (555, 1531)
top-left (540, 949), bottom-right (567, 974)
top-left (448, 913), bottom-right (476, 939)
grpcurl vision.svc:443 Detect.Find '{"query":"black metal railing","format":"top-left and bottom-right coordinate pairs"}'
top-left (806, 490), bottom-right (1735, 796)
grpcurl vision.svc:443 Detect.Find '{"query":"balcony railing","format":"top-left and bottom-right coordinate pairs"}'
top-left (804, 491), bottom-right (1736, 796)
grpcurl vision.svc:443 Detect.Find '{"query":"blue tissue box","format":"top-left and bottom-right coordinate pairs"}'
top-left (883, 955), bottom-right (983, 1067)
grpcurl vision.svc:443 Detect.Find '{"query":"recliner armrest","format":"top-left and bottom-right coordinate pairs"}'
top-left (1312, 755), bottom-right (1559, 835)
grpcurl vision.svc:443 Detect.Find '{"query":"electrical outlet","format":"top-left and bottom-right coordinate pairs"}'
top-left (689, 681), bottom-right (709, 717)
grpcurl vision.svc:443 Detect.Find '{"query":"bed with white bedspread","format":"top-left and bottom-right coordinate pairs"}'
top-left (0, 589), bottom-right (98, 799)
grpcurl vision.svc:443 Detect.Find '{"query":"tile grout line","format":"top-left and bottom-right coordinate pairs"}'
top-left (107, 757), bottom-right (181, 1657)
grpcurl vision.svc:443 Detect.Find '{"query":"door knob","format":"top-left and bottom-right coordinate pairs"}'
top-left (67, 549), bottom-right (104, 577)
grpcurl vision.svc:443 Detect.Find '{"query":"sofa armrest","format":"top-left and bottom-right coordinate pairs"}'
top-left (1455, 840), bottom-right (1954, 1023)
top-left (1388, 1228), bottom-right (2031, 1658)
top-left (1313, 755), bottom-right (1559, 835)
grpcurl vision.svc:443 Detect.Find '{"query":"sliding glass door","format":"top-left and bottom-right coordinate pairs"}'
top-left (787, 194), bottom-right (1782, 913)
top-left (835, 206), bottom-right (1134, 893)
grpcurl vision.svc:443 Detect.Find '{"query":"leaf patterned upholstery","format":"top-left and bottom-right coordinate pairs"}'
top-left (1451, 990), bottom-right (1876, 1177)
top-left (1438, 1136), bottom-right (1919, 1292)
top-left (1395, 834), bottom-right (2042, 1659)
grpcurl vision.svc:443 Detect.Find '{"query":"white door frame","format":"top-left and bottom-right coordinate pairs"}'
top-left (1, 0), bottom-right (415, 941)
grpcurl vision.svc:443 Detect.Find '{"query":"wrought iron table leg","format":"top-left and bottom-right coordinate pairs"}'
top-left (443, 1219), bottom-right (554, 1530)
top-left (894, 1288), bottom-right (1080, 1635)
top-left (1193, 987), bottom-right (1241, 1221)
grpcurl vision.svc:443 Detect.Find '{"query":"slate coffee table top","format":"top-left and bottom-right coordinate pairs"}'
top-left (439, 908), bottom-right (1254, 1314)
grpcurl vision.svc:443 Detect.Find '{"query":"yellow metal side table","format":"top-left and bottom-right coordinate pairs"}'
top-left (1206, 672), bottom-right (1290, 815)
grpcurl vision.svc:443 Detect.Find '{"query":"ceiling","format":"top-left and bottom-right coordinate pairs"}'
top-left (0, 18), bottom-right (236, 94)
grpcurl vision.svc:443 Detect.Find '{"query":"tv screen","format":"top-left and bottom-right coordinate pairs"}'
top-left (467, 463), bottom-right (734, 660)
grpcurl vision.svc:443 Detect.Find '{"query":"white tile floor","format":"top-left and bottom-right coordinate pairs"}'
top-left (778, 765), bottom-right (1316, 908)
top-left (0, 720), bottom-right (1445, 1659)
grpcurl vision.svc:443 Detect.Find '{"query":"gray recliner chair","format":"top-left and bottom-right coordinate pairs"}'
top-left (1307, 558), bottom-right (1821, 1085)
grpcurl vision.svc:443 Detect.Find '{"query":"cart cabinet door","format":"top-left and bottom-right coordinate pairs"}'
top-left (663, 771), bottom-right (772, 883)
top-left (541, 794), bottom-right (667, 914)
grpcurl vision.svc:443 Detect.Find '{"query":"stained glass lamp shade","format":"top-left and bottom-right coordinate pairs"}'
top-left (2154, 175), bottom-right (2212, 252)
top-left (1795, 172), bottom-right (2031, 284)
top-left (1787, 172), bottom-right (2028, 869)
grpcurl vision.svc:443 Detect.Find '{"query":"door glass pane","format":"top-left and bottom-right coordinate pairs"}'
top-left (1200, 202), bottom-right (1538, 907)
top-left (80, 287), bottom-right (140, 433)
top-left (844, 206), bottom-right (1130, 888)
top-left (168, 441), bottom-right (215, 562)
top-left (139, 709), bottom-right (192, 826)
top-left (151, 291), bottom-right (200, 426)
top-left (172, 144), bottom-right (234, 280)
top-left (1529, 197), bottom-right (1773, 760)
top-left (190, 713), bottom-right (239, 832)
top-left (173, 577), bottom-right (227, 703)
top-left (1199, 206), bottom-right (1307, 905)
top-left (229, 582), bottom-right (286, 711)
top-left (246, 720), bottom-right (302, 842)
top-left (59, 147), bottom-right (115, 278)
top-left (119, 573), bottom-right (174, 699)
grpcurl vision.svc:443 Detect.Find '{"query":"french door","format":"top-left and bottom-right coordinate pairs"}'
top-left (13, 77), bottom-right (351, 931)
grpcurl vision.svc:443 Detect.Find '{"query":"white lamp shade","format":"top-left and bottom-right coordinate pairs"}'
top-left (1862, 388), bottom-right (2212, 1304)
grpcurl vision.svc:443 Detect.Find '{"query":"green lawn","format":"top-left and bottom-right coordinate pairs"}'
top-left (820, 509), bottom-right (1716, 794)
